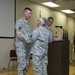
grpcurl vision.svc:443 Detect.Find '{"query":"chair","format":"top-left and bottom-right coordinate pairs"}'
top-left (8, 50), bottom-right (17, 71)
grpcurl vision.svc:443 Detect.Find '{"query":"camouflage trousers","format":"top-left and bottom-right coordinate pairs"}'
top-left (16, 45), bottom-right (30, 75)
top-left (32, 55), bottom-right (48, 75)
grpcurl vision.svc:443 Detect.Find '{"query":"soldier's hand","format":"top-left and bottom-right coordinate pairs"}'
top-left (18, 33), bottom-right (24, 38)
top-left (49, 40), bottom-right (53, 43)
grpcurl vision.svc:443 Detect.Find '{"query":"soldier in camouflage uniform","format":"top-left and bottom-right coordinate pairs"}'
top-left (30, 17), bottom-right (52, 75)
top-left (15, 7), bottom-right (32, 75)
top-left (47, 17), bottom-right (56, 41)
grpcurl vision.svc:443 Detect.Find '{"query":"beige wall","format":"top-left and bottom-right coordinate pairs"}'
top-left (16, 0), bottom-right (52, 32)
top-left (67, 17), bottom-right (75, 60)
top-left (16, 0), bottom-right (68, 32)
top-left (0, 39), bottom-right (14, 70)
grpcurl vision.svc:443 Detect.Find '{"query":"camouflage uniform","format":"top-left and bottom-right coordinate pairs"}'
top-left (15, 18), bottom-right (31, 75)
top-left (46, 26), bottom-right (56, 41)
top-left (31, 25), bottom-right (52, 75)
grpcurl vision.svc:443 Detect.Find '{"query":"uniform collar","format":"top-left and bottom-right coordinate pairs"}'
top-left (22, 17), bottom-right (28, 23)
top-left (46, 26), bottom-right (53, 30)
top-left (47, 26), bottom-right (50, 29)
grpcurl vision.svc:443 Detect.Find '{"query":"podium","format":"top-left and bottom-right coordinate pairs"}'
top-left (47, 40), bottom-right (69, 75)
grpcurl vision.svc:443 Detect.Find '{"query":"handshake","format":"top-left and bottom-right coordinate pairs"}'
top-left (17, 32), bottom-right (24, 39)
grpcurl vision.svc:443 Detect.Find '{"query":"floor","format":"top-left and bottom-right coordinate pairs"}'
top-left (0, 59), bottom-right (35, 75)
top-left (0, 60), bottom-right (75, 75)
top-left (69, 60), bottom-right (75, 75)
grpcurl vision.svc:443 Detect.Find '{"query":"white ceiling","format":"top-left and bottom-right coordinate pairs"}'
top-left (28, 0), bottom-right (75, 18)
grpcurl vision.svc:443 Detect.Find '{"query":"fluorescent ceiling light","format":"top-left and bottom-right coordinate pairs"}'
top-left (42, 2), bottom-right (60, 7)
top-left (61, 9), bottom-right (75, 14)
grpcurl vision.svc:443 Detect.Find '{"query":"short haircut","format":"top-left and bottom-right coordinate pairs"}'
top-left (23, 7), bottom-right (32, 12)
top-left (47, 17), bottom-right (54, 21)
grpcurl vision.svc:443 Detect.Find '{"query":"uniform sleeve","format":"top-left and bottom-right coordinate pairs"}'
top-left (48, 30), bottom-right (54, 43)
top-left (22, 22), bottom-right (31, 43)
top-left (15, 21), bottom-right (23, 40)
top-left (23, 32), bottom-right (31, 43)
top-left (51, 31), bottom-right (57, 41)
top-left (49, 30), bottom-right (57, 42)
top-left (31, 28), bottom-right (40, 43)
top-left (15, 21), bottom-right (31, 43)
top-left (52, 32), bottom-right (56, 41)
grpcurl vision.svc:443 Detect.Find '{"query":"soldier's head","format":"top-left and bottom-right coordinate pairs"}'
top-left (47, 17), bottom-right (54, 27)
top-left (37, 17), bottom-right (47, 27)
top-left (23, 7), bottom-right (32, 20)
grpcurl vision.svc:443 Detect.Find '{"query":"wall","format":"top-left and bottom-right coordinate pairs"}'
top-left (67, 17), bottom-right (75, 60)
top-left (16, 0), bottom-right (67, 32)
top-left (0, 39), bottom-right (14, 70)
